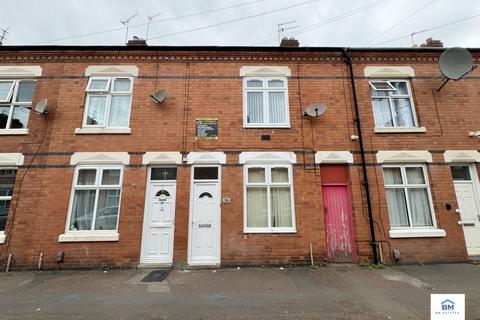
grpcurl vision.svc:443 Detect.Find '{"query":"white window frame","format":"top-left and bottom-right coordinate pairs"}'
top-left (243, 164), bottom-right (296, 233)
top-left (83, 76), bottom-right (133, 129)
top-left (383, 164), bottom-right (437, 230)
top-left (0, 168), bottom-right (16, 243)
top-left (0, 79), bottom-right (35, 130)
top-left (64, 165), bottom-right (123, 235)
top-left (369, 79), bottom-right (419, 129)
top-left (242, 77), bottom-right (290, 128)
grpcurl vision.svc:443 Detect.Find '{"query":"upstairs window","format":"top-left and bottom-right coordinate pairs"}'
top-left (83, 77), bottom-right (133, 128)
top-left (0, 80), bottom-right (35, 130)
top-left (243, 78), bottom-right (290, 127)
top-left (0, 169), bottom-right (16, 231)
top-left (369, 80), bottom-right (417, 128)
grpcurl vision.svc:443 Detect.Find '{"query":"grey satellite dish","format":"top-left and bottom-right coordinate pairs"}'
top-left (437, 47), bottom-right (477, 91)
top-left (151, 90), bottom-right (167, 103)
top-left (304, 103), bottom-right (327, 117)
top-left (34, 99), bottom-right (48, 115)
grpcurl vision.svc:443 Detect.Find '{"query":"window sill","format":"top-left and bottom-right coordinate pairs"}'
top-left (244, 229), bottom-right (297, 234)
top-left (58, 232), bottom-right (119, 242)
top-left (389, 228), bottom-right (446, 238)
top-left (374, 127), bottom-right (426, 134)
top-left (243, 125), bottom-right (291, 129)
top-left (75, 128), bottom-right (131, 135)
top-left (0, 232), bottom-right (5, 244)
top-left (0, 128), bottom-right (29, 135)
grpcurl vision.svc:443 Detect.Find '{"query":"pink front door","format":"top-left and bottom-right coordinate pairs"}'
top-left (322, 166), bottom-right (356, 262)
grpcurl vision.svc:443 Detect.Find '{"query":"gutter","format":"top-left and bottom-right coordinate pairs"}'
top-left (342, 48), bottom-right (379, 265)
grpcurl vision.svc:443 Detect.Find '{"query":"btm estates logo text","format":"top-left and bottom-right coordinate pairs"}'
top-left (431, 294), bottom-right (465, 320)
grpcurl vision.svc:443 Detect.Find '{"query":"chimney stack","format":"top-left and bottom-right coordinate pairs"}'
top-left (280, 37), bottom-right (299, 48)
top-left (127, 36), bottom-right (147, 46)
top-left (420, 37), bottom-right (443, 48)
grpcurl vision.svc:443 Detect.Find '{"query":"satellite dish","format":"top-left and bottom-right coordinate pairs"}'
top-left (151, 90), bottom-right (167, 103)
top-left (304, 103), bottom-right (327, 117)
top-left (439, 47), bottom-right (474, 80)
top-left (34, 99), bottom-right (48, 115)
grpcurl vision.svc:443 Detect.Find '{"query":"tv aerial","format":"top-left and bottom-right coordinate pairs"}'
top-left (146, 12), bottom-right (161, 41)
top-left (437, 47), bottom-right (477, 91)
top-left (304, 103), bottom-right (327, 117)
top-left (120, 13), bottom-right (138, 44)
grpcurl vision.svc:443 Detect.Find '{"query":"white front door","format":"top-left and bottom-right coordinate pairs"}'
top-left (140, 183), bottom-right (176, 264)
top-left (452, 165), bottom-right (480, 256)
top-left (189, 182), bottom-right (220, 265)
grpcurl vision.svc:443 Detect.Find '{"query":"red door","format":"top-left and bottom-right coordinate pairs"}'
top-left (321, 165), bottom-right (356, 262)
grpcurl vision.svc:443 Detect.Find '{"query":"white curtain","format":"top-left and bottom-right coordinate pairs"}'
top-left (247, 92), bottom-right (263, 123)
top-left (384, 167), bottom-right (402, 184)
top-left (86, 96), bottom-right (106, 125)
top-left (271, 168), bottom-right (288, 183)
top-left (270, 187), bottom-right (292, 227)
top-left (94, 189), bottom-right (120, 230)
top-left (393, 98), bottom-right (414, 127)
top-left (77, 169), bottom-right (96, 185)
top-left (408, 188), bottom-right (433, 226)
top-left (268, 92), bottom-right (286, 124)
top-left (372, 98), bottom-right (393, 127)
top-left (69, 189), bottom-right (96, 230)
top-left (405, 167), bottom-right (425, 184)
top-left (246, 187), bottom-right (268, 227)
top-left (108, 96), bottom-right (131, 127)
top-left (386, 189), bottom-right (409, 227)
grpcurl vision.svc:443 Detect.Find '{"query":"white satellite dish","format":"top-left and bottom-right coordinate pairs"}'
top-left (437, 47), bottom-right (477, 91)
top-left (151, 90), bottom-right (167, 104)
top-left (34, 99), bottom-right (48, 115)
top-left (304, 103), bottom-right (327, 117)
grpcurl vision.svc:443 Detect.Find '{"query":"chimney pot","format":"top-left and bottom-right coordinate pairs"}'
top-left (280, 37), bottom-right (299, 48)
top-left (127, 36), bottom-right (147, 46)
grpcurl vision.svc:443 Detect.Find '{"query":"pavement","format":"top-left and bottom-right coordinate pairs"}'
top-left (0, 263), bottom-right (478, 320)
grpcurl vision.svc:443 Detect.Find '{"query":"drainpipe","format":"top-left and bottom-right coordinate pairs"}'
top-left (342, 48), bottom-right (378, 264)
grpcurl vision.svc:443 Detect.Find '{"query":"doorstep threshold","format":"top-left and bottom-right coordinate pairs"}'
top-left (137, 263), bottom-right (172, 269)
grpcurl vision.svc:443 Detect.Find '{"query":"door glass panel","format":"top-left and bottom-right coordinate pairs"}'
top-left (155, 190), bottom-right (171, 197)
top-left (194, 167), bottom-right (218, 180)
top-left (199, 192), bottom-right (213, 198)
top-left (451, 166), bottom-right (471, 181)
top-left (151, 168), bottom-right (177, 180)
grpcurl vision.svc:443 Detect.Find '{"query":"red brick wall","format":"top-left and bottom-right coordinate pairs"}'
top-left (0, 48), bottom-right (476, 268)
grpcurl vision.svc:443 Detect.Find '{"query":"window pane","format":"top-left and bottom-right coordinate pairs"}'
top-left (113, 79), bottom-right (131, 92)
top-left (246, 92), bottom-right (263, 123)
top-left (271, 187), bottom-right (292, 228)
top-left (69, 189), bottom-right (96, 230)
top-left (101, 169), bottom-right (121, 185)
top-left (86, 96), bottom-right (107, 125)
top-left (384, 168), bottom-right (402, 185)
top-left (246, 80), bottom-right (262, 88)
top-left (406, 167), bottom-right (425, 184)
top-left (0, 81), bottom-right (14, 101)
top-left (77, 169), bottom-right (97, 185)
top-left (392, 98), bottom-right (414, 127)
top-left (0, 200), bottom-right (11, 231)
top-left (370, 81), bottom-right (394, 91)
top-left (371, 89), bottom-right (389, 97)
top-left (268, 80), bottom-right (284, 88)
top-left (391, 81), bottom-right (409, 95)
top-left (408, 188), bottom-right (433, 227)
top-left (95, 189), bottom-right (120, 230)
top-left (386, 189), bottom-right (409, 227)
top-left (193, 167), bottom-right (218, 180)
top-left (88, 79), bottom-right (109, 91)
top-left (248, 168), bottom-right (265, 183)
top-left (451, 166), bottom-right (471, 181)
top-left (108, 95), bottom-right (131, 127)
top-left (0, 106), bottom-right (9, 129)
top-left (271, 167), bottom-right (289, 183)
top-left (0, 169), bottom-right (16, 197)
top-left (151, 168), bottom-right (177, 180)
top-left (10, 106), bottom-right (30, 129)
top-left (268, 92), bottom-right (286, 124)
top-left (246, 187), bottom-right (268, 228)
top-left (372, 98), bottom-right (393, 127)
top-left (16, 81), bottom-right (35, 102)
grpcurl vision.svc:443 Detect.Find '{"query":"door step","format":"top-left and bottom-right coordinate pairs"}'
top-left (137, 263), bottom-right (172, 269)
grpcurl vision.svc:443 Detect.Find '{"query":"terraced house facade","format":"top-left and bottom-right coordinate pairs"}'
top-left (0, 43), bottom-right (478, 269)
